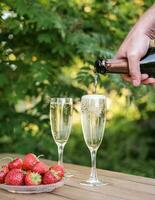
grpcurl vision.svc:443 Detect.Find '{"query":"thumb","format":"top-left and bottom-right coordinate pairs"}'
top-left (127, 54), bottom-right (141, 87)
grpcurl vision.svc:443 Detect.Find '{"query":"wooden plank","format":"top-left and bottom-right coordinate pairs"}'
top-left (53, 185), bottom-right (125, 200)
top-left (62, 164), bottom-right (155, 200)
top-left (66, 168), bottom-right (155, 195)
top-left (63, 163), bottom-right (155, 186)
top-left (64, 178), bottom-right (155, 200)
top-left (0, 190), bottom-right (69, 200)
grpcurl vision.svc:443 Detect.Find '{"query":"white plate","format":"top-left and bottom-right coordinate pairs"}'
top-left (0, 180), bottom-right (64, 194)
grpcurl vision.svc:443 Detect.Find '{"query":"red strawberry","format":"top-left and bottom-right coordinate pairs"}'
top-left (23, 153), bottom-right (38, 170)
top-left (42, 170), bottom-right (59, 184)
top-left (49, 164), bottom-right (64, 178)
top-left (8, 158), bottom-right (23, 170)
top-left (25, 171), bottom-right (42, 186)
top-left (31, 161), bottom-right (49, 174)
top-left (5, 169), bottom-right (24, 185)
top-left (0, 165), bottom-right (9, 184)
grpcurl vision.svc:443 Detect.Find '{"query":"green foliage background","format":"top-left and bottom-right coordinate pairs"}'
top-left (0, 0), bottom-right (155, 178)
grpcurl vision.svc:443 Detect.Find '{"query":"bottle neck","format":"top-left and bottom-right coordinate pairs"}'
top-left (95, 48), bottom-right (155, 75)
top-left (105, 59), bottom-right (128, 74)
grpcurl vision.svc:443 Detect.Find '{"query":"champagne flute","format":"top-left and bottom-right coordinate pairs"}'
top-left (50, 98), bottom-right (73, 177)
top-left (80, 95), bottom-right (107, 186)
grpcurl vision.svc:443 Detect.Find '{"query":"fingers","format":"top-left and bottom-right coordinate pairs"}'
top-left (127, 54), bottom-right (141, 87)
top-left (142, 77), bottom-right (155, 85)
top-left (122, 74), bottom-right (149, 83)
top-left (122, 74), bottom-right (155, 86)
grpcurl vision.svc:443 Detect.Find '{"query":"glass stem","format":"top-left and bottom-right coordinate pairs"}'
top-left (57, 143), bottom-right (64, 166)
top-left (90, 149), bottom-right (98, 181)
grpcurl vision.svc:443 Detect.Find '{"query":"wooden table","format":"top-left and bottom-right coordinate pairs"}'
top-left (0, 153), bottom-right (155, 200)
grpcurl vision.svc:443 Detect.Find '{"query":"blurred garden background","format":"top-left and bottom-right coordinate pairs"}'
top-left (0, 0), bottom-right (155, 178)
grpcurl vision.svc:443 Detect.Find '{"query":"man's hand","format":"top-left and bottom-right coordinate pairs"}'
top-left (115, 4), bottom-right (155, 87)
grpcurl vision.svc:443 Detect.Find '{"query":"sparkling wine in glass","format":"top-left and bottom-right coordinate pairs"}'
top-left (50, 98), bottom-right (73, 176)
top-left (80, 95), bottom-right (107, 186)
top-left (94, 73), bottom-right (99, 94)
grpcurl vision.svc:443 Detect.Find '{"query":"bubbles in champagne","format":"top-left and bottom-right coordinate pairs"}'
top-left (81, 95), bottom-right (106, 150)
top-left (50, 101), bottom-right (72, 145)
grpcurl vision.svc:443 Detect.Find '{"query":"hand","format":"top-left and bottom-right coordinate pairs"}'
top-left (115, 4), bottom-right (155, 87)
top-left (116, 30), bottom-right (155, 87)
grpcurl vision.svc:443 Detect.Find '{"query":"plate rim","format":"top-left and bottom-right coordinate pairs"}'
top-left (0, 179), bottom-right (64, 193)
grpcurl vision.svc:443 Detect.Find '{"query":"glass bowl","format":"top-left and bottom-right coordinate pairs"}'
top-left (0, 179), bottom-right (64, 194)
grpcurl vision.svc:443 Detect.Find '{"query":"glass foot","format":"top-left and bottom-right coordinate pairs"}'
top-left (64, 171), bottom-right (74, 178)
top-left (80, 179), bottom-right (108, 187)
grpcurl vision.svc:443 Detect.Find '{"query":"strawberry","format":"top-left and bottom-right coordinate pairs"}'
top-left (25, 171), bottom-right (42, 186)
top-left (0, 165), bottom-right (9, 184)
top-left (42, 170), bottom-right (59, 184)
top-left (31, 161), bottom-right (49, 174)
top-left (5, 169), bottom-right (24, 185)
top-left (49, 164), bottom-right (64, 178)
top-left (23, 153), bottom-right (38, 170)
top-left (8, 158), bottom-right (23, 170)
